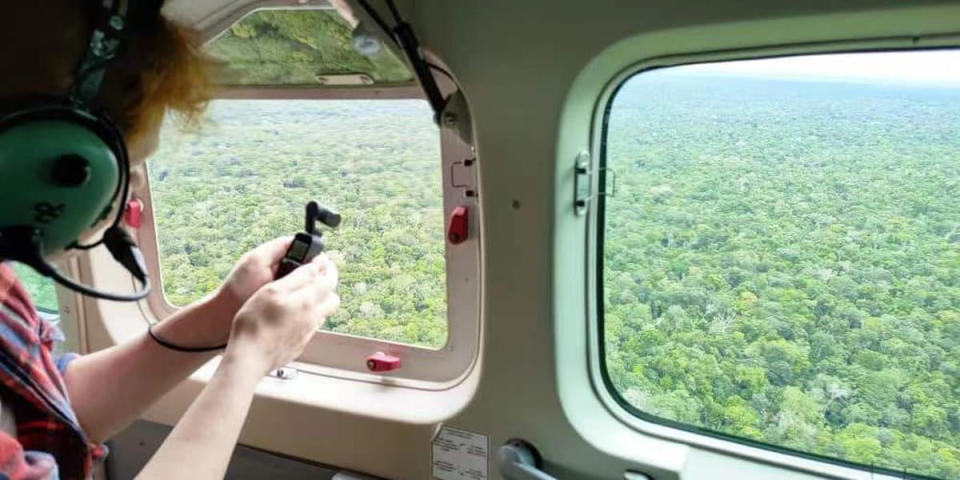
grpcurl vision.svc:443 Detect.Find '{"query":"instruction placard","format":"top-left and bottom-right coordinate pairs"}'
top-left (432, 426), bottom-right (488, 480)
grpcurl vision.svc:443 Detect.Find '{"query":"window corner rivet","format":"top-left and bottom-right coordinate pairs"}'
top-left (442, 112), bottom-right (457, 127)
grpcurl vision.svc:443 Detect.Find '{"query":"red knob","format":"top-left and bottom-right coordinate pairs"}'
top-left (124, 198), bottom-right (144, 229)
top-left (366, 352), bottom-right (401, 372)
top-left (447, 206), bottom-right (469, 244)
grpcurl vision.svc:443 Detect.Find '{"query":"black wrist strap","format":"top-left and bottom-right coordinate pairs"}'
top-left (147, 323), bottom-right (227, 353)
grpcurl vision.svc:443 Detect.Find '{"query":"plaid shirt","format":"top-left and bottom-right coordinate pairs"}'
top-left (0, 263), bottom-right (104, 479)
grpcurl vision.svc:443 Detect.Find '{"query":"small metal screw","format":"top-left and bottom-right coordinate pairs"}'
top-left (442, 112), bottom-right (457, 127)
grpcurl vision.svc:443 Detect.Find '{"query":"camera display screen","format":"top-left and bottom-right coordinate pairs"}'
top-left (288, 238), bottom-right (309, 261)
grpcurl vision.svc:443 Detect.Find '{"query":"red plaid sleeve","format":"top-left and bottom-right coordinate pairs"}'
top-left (0, 430), bottom-right (59, 480)
top-left (0, 264), bottom-right (101, 479)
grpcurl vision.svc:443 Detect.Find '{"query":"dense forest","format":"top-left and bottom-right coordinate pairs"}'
top-left (150, 100), bottom-right (448, 349)
top-left (207, 9), bottom-right (411, 86)
top-left (12, 263), bottom-right (57, 312)
top-left (603, 72), bottom-right (959, 479)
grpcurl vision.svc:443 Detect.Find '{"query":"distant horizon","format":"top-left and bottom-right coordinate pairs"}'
top-left (655, 50), bottom-right (960, 89)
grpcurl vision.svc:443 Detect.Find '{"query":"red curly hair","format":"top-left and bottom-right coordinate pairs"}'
top-left (0, 0), bottom-right (212, 146)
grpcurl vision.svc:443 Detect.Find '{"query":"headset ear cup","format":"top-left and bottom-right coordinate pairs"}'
top-left (0, 108), bottom-right (124, 256)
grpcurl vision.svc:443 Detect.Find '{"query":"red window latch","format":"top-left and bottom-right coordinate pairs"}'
top-left (124, 198), bottom-right (144, 229)
top-left (366, 352), bottom-right (402, 372)
top-left (447, 206), bottom-right (469, 244)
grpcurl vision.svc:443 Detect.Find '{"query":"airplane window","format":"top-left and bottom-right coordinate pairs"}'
top-left (208, 9), bottom-right (413, 87)
top-left (11, 262), bottom-right (58, 313)
top-left (150, 99), bottom-right (447, 349)
top-left (10, 263), bottom-right (75, 355)
top-left (600, 51), bottom-right (959, 479)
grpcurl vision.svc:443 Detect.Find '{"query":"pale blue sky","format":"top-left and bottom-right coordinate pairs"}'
top-left (680, 50), bottom-right (960, 87)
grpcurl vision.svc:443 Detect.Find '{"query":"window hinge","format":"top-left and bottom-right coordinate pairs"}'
top-left (574, 151), bottom-right (616, 216)
top-left (451, 157), bottom-right (477, 190)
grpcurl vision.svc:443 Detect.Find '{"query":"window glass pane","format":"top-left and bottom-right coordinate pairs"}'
top-left (150, 99), bottom-right (447, 349)
top-left (208, 9), bottom-right (413, 86)
top-left (9, 263), bottom-right (74, 355)
top-left (11, 262), bottom-right (58, 313)
top-left (602, 51), bottom-right (959, 479)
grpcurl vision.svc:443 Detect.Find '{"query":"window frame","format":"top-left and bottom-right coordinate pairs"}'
top-left (135, 90), bottom-right (481, 388)
top-left (587, 42), bottom-right (960, 480)
top-left (135, 1), bottom-right (481, 387)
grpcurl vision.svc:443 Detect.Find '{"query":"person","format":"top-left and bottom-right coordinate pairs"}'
top-left (0, 1), bottom-right (341, 479)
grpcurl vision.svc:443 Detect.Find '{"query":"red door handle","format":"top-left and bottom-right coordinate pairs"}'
top-left (366, 352), bottom-right (401, 372)
top-left (124, 198), bottom-right (144, 229)
top-left (448, 206), bottom-right (469, 244)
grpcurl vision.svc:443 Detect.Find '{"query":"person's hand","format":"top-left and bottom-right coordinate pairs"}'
top-left (199, 237), bottom-right (296, 345)
top-left (224, 254), bottom-right (340, 375)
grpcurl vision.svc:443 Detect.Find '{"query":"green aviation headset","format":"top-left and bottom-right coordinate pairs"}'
top-left (0, 0), bottom-right (155, 301)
